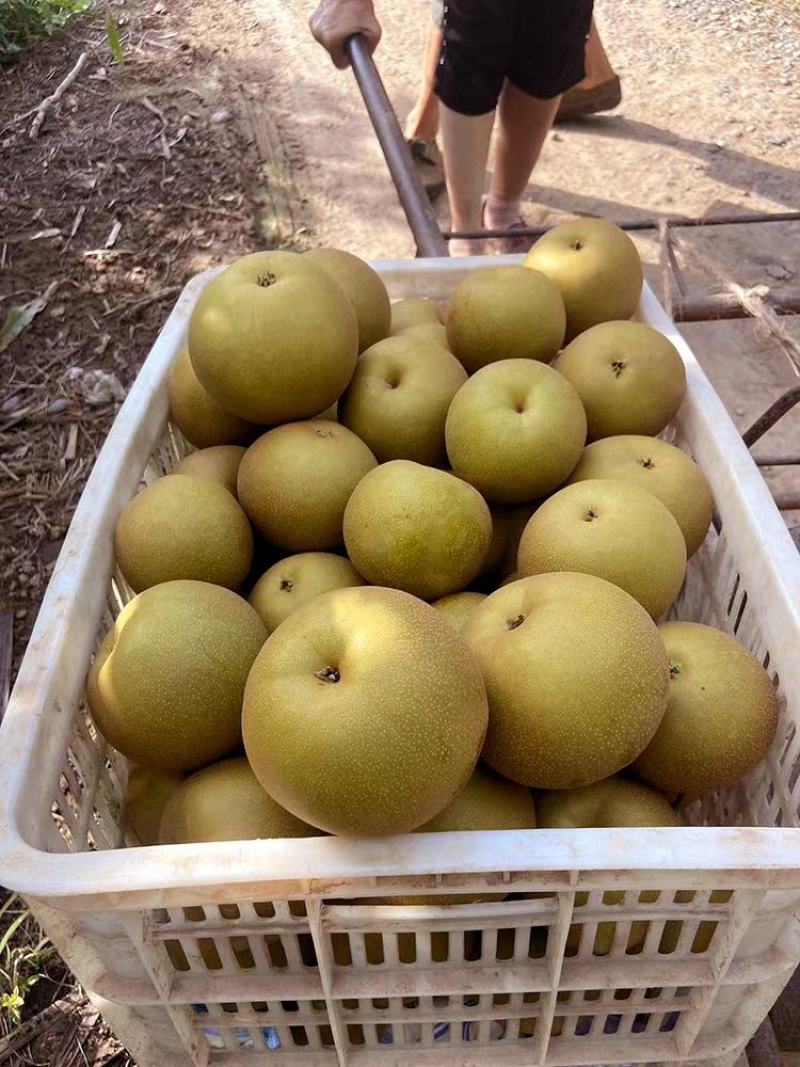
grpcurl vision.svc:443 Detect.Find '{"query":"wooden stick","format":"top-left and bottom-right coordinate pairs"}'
top-left (30, 53), bottom-right (89, 141)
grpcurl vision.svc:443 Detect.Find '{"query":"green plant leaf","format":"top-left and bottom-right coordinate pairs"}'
top-left (1, 987), bottom-right (24, 1024)
top-left (0, 910), bottom-right (30, 956)
top-left (105, 14), bottom-right (123, 65)
top-left (0, 893), bottom-right (19, 923)
top-left (0, 294), bottom-right (49, 353)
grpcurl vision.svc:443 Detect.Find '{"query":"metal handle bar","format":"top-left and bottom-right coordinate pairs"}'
top-left (345, 33), bottom-right (448, 258)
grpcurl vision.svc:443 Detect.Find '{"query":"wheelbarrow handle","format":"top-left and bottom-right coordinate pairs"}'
top-left (345, 33), bottom-right (448, 258)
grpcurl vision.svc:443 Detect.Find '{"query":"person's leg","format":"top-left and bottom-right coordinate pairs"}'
top-left (485, 82), bottom-right (559, 230)
top-left (482, 0), bottom-right (592, 250)
top-left (404, 25), bottom-right (443, 142)
top-left (577, 18), bottom-right (615, 89)
top-left (433, 0), bottom-right (509, 254)
top-left (439, 103), bottom-right (495, 254)
top-left (555, 18), bottom-right (621, 122)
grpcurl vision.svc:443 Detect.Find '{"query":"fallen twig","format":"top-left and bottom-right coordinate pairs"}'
top-left (4, 229), bottom-right (61, 245)
top-left (117, 284), bottom-right (182, 320)
top-left (104, 220), bottom-right (122, 249)
top-left (30, 53), bottom-right (89, 141)
top-left (141, 96), bottom-right (166, 126)
top-left (69, 206), bottom-right (86, 240)
top-left (0, 459), bottom-right (20, 483)
top-left (63, 423), bottom-right (79, 463)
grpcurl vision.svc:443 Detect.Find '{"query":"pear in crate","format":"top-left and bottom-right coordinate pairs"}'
top-left (238, 422), bottom-right (377, 552)
top-left (188, 250), bottom-right (358, 424)
top-left (390, 296), bottom-right (441, 333)
top-left (338, 334), bottom-right (467, 467)
top-left (168, 348), bottom-right (254, 449)
top-left (568, 435), bottom-right (713, 557)
top-left (445, 265), bottom-right (566, 373)
top-left (445, 360), bottom-right (587, 504)
top-left (249, 552), bottom-right (365, 634)
top-left (88, 580), bottom-right (266, 772)
top-left (304, 248), bottom-right (391, 352)
top-left (175, 445), bottom-right (246, 498)
top-left (343, 462), bottom-right (492, 600)
top-left (537, 775), bottom-right (678, 830)
top-left (634, 622), bottom-right (779, 797)
top-left (524, 218), bottom-right (642, 341)
top-left (432, 591), bottom-right (486, 634)
top-left (361, 765), bottom-right (536, 962)
top-left (537, 775), bottom-right (679, 957)
top-left (390, 764), bottom-right (535, 905)
top-left (517, 479), bottom-right (687, 619)
top-left (125, 766), bottom-right (184, 846)
top-left (395, 321), bottom-right (449, 347)
top-left (555, 321), bottom-right (686, 441)
top-left (243, 586), bottom-right (488, 836)
top-left (159, 757), bottom-right (320, 843)
top-left (463, 573), bottom-right (669, 789)
top-left (114, 474), bottom-right (253, 592)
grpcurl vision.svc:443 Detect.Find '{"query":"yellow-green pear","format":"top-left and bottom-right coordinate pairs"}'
top-left (634, 622), bottom-right (779, 797)
top-left (463, 573), bottom-right (669, 788)
top-left (188, 251), bottom-right (358, 424)
top-left (159, 757), bottom-right (320, 843)
top-left (168, 348), bottom-right (254, 448)
top-left (114, 474), bottom-right (253, 592)
top-left (88, 581), bottom-right (266, 771)
top-left (517, 479), bottom-right (687, 618)
top-left (249, 552), bottom-right (365, 633)
top-left (175, 445), bottom-right (246, 497)
top-left (524, 218), bottom-right (643, 340)
top-left (537, 776), bottom-right (679, 829)
top-left (339, 334), bottom-right (466, 466)
top-left (238, 421), bottom-right (377, 551)
top-left (243, 587), bottom-right (488, 835)
top-left (432, 591), bottom-right (486, 632)
top-left (343, 461), bottom-right (492, 600)
top-left (445, 359), bottom-right (587, 504)
top-left (390, 297), bottom-right (442, 333)
top-left (445, 266), bottom-right (565, 372)
top-left (555, 321), bottom-right (686, 440)
top-left (125, 767), bottom-right (184, 845)
top-left (304, 247), bottom-right (390, 352)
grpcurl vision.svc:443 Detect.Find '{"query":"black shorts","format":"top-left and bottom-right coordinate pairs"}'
top-left (435, 0), bottom-right (594, 116)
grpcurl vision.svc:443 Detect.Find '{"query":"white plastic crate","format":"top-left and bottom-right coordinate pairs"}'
top-left (1, 256), bottom-right (800, 1067)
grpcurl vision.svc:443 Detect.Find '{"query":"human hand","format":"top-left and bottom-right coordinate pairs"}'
top-left (309, 0), bottom-right (382, 69)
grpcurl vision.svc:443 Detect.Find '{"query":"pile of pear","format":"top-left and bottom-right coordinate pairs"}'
top-left (87, 227), bottom-right (777, 867)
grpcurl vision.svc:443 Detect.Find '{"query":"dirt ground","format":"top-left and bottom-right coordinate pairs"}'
top-left (0, 0), bottom-right (288, 679)
top-left (0, 0), bottom-right (799, 1062)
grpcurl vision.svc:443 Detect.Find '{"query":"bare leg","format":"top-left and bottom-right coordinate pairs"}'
top-left (488, 81), bottom-right (559, 211)
top-left (404, 25), bottom-right (443, 142)
top-left (555, 19), bottom-right (621, 122)
top-left (575, 18), bottom-right (616, 90)
top-left (439, 102), bottom-right (495, 254)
